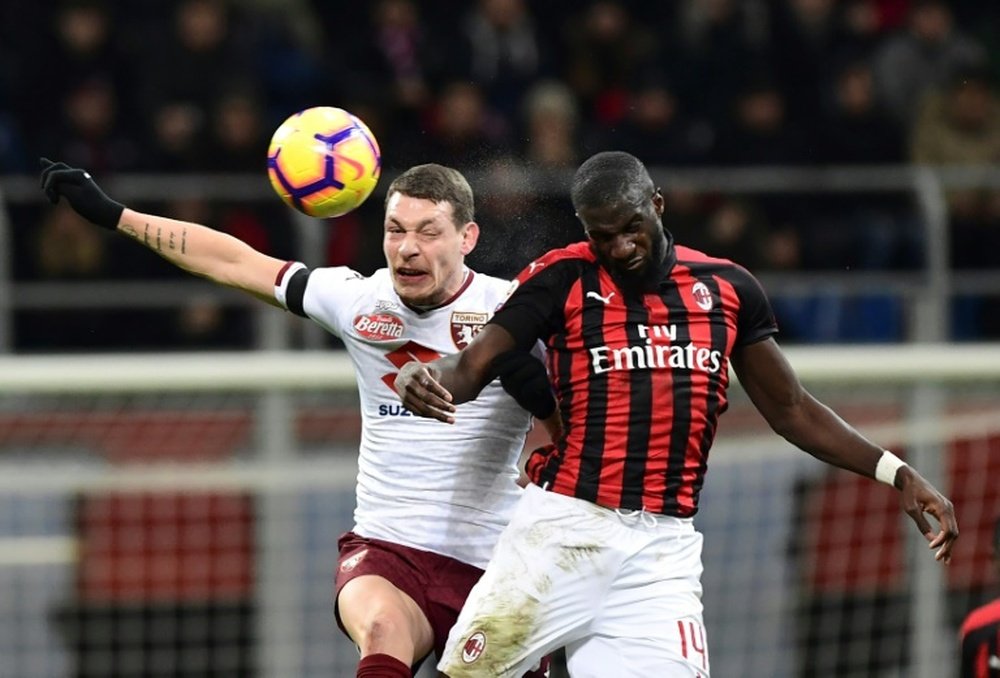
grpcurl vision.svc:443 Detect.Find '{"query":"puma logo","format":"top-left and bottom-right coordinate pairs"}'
top-left (586, 291), bottom-right (615, 304)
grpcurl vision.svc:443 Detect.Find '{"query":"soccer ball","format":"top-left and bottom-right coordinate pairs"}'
top-left (267, 107), bottom-right (381, 218)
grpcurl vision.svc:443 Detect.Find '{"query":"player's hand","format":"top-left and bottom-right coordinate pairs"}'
top-left (896, 466), bottom-right (959, 564)
top-left (39, 158), bottom-right (124, 230)
top-left (393, 361), bottom-right (456, 424)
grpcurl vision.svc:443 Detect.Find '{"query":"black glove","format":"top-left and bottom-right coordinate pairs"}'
top-left (39, 158), bottom-right (125, 230)
top-left (491, 350), bottom-right (556, 420)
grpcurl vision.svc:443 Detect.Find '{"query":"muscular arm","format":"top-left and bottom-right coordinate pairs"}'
top-left (38, 161), bottom-right (288, 305)
top-left (394, 324), bottom-right (518, 423)
top-left (733, 337), bottom-right (958, 562)
top-left (116, 208), bottom-right (287, 306)
top-left (732, 338), bottom-right (885, 478)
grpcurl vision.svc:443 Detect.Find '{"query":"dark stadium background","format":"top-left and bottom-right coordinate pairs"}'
top-left (1, 1), bottom-right (999, 677)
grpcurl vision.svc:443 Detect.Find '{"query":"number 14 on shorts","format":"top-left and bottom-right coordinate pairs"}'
top-left (677, 618), bottom-right (708, 675)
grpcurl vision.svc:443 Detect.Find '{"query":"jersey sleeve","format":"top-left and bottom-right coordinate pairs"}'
top-left (730, 265), bottom-right (779, 346)
top-left (489, 259), bottom-right (580, 351)
top-left (274, 262), bottom-right (366, 337)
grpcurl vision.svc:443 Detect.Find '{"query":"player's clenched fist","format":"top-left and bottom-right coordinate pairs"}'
top-left (393, 361), bottom-right (456, 424)
top-left (39, 158), bottom-right (124, 230)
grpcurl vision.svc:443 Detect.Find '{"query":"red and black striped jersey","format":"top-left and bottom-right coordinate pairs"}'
top-left (960, 598), bottom-right (1000, 677)
top-left (490, 241), bottom-right (778, 517)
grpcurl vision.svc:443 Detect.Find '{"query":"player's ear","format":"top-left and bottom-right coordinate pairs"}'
top-left (460, 221), bottom-right (479, 255)
top-left (652, 188), bottom-right (665, 217)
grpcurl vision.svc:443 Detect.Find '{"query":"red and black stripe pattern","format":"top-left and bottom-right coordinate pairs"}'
top-left (960, 599), bottom-right (1000, 677)
top-left (495, 242), bottom-right (777, 517)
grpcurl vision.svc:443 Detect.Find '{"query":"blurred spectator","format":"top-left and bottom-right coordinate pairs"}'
top-left (413, 81), bottom-right (508, 172)
top-left (45, 77), bottom-right (141, 173)
top-left (243, 0), bottom-right (325, 120)
top-left (337, 0), bottom-right (440, 139)
top-left (713, 78), bottom-right (811, 165)
top-left (204, 87), bottom-right (268, 172)
top-left (138, 0), bottom-right (253, 124)
top-left (605, 76), bottom-right (713, 167)
top-left (23, 1), bottom-right (135, 143)
top-left (671, 0), bottom-right (770, 124)
top-left (142, 101), bottom-right (209, 172)
top-left (675, 195), bottom-right (772, 270)
top-left (34, 204), bottom-right (108, 280)
top-left (817, 61), bottom-right (918, 270)
top-left (871, 0), bottom-right (912, 31)
top-left (171, 295), bottom-right (253, 349)
top-left (911, 68), bottom-right (1000, 269)
top-left (911, 68), bottom-right (1000, 168)
top-left (769, 0), bottom-right (841, 125)
top-left (763, 226), bottom-right (805, 271)
top-left (662, 188), bottom-right (710, 248)
top-left (15, 203), bottom-right (119, 350)
top-left (834, 0), bottom-right (891, 60)
top-left (562, 1), bottom-right (659, 127)
top-left (818, 61), bottom-right (903, 164)
top-left (872, 0), bottom-right (986, 129)
top-left (520, 80), bottom-right (580, 169)
top-left (454, 0), bottom-right (547, 120)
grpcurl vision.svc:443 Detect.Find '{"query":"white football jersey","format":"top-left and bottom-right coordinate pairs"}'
top-left (276, 263), bottom-right (532, 568)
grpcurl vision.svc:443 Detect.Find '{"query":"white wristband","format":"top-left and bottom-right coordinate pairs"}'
top-left (875, 450), bottom-right (907, 486)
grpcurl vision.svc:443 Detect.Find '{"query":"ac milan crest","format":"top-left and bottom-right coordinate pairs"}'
top-left (461, 631), bottom-right (487, 663)
top-left (691, 282), bottom-right (713, 311)
top-left (451, 311), bottom-right (488, 348)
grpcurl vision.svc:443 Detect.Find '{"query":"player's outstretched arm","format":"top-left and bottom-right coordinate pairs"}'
top-left (732, 337), bottom-right (959, 564)
top-left (395, 324), bottom-right (517, 424)
top-left (39, 158), bottom-right (287, 306)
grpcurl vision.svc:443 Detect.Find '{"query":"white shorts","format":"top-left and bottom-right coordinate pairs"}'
top-left (438, 483), bottom-right (710, 677)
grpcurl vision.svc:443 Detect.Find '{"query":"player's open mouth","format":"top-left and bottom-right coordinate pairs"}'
top-left (396, 268), bottom-right (427, 280)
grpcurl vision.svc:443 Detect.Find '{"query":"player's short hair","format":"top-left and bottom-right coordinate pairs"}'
top-left (570, 151), bottom-right (655, 214)
top-left (385, 164), bottom-right (475, 227)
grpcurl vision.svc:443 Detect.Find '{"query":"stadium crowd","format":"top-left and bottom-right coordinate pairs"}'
top-left (2, 0), bottom-right (999, 348)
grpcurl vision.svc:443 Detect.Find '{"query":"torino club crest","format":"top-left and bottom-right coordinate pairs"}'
top-left (451, 312), bottom-right (488, 348)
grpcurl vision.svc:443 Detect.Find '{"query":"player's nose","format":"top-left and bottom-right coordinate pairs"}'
top-left (397, 232), bottom-right (420, 257)
top-left (610, 234), bottom-right (636, 260)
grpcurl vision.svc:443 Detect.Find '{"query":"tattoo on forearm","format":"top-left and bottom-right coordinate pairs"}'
top-left (121, 224), bottom-right (138, 240)
top-left (169, 231), bottom-right (176, 250)
top-left (181, 229), bottom-right (187, 254)
top-left (156, 226), bottom-right (162, 252)
top-left (143, 223), bottom-right (150, 246)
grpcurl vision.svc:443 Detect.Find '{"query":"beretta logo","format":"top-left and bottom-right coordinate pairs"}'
top-left (353, 312), bottom-right (405, 341)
